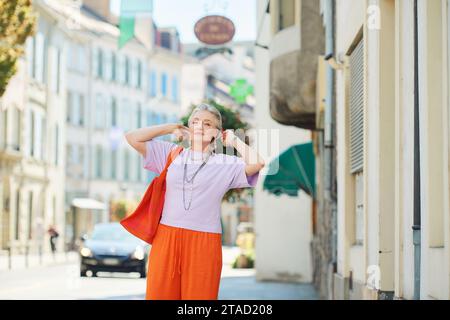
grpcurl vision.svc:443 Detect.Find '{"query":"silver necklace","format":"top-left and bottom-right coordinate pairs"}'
top-left (182, 147), bottom-right (212, 211)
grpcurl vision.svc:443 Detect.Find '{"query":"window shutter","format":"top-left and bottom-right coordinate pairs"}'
top-left (35, 33), bottom-right (45, 83)
top-left (92, 47), bottom-right (98, 77)
top-left (104, 50), bottom-right (111, 81)
top-left (26, 37), bottom-right (35, 77)
top-left (349, 37), bottom-right (364, 174)
top-left (104, 95), bottom-right (111, 129)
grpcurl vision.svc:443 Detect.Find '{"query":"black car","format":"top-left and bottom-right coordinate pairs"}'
top-left (79, 222), bottom-right (149, 278)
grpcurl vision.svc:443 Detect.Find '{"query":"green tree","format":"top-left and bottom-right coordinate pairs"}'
top-left (0, 0), bottom-right (36, 97)
top-left (180, 99), bottom-right (248, 133)
top-left (110, 198), bottom-right (138, 221)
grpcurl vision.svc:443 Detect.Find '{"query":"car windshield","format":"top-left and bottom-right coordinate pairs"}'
top-left (90, 224), bottom-right (140, 243)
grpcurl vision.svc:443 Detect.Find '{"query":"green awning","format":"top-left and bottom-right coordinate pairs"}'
top-left (263, 142), bottom-right (315, 198)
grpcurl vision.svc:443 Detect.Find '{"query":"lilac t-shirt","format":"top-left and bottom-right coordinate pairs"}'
top-left (143, 139), bottom-right (259, 234)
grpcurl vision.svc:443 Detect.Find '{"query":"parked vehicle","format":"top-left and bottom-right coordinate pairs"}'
top-left (79, 222), bottom-right (149, 278)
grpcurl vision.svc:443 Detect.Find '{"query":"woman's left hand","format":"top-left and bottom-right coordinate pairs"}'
top-left (222, 129), bottom-right (238, 147)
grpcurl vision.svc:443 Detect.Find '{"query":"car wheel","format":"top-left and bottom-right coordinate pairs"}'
top-left (140, 265), bottom-right (147, 278)
top-left (80, 264), bottom-right (87, 277)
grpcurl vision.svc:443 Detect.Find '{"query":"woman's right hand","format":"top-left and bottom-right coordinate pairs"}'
top-left (172, 124), bottom-right (190, 143)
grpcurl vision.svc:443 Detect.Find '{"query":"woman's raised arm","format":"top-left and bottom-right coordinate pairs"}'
top-left (124, 123), bottom-right (181, 156)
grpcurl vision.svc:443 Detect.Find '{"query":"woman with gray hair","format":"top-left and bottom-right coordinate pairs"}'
top-left (125, 103), bottom-right (265, 300)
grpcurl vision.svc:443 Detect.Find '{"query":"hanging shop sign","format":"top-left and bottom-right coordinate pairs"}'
top-left (194, 15), bottom-right (235, 45)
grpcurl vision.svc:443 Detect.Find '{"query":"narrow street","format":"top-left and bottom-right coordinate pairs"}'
top-left (0, 247), bottom-right (318, 300)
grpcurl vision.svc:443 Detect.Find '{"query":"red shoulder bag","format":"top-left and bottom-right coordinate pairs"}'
top-left (120, 145), bottom-right (184, 244)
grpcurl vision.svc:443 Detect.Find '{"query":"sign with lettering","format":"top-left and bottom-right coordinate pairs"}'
top-left (194, 15), bottom-right (235, 45)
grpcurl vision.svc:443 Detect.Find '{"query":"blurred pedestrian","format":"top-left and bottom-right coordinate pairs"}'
top-left (47, 225), bottom-right (59, 255)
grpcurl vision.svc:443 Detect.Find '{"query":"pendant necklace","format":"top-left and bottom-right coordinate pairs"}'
top-left (182, 147), bottom-right (211, 211)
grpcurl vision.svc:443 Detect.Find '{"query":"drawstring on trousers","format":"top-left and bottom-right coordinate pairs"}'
top-left (171, 231), bottom-right (182, 279)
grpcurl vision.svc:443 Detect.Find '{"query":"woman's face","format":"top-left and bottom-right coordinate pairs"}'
top-left (188, 110), bottom-right (220, 144)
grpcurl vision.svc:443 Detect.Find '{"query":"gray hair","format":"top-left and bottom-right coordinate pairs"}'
top-left (187, 103), bottom-right (223, 154)
top-left (188, 103), bottom-right (223, 131)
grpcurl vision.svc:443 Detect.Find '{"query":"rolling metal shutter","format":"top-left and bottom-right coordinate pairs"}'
top-left (349, 37), bottom-right (365, 173)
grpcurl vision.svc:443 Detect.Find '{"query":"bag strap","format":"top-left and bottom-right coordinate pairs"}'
top-left (161, 145), bottom-right (184, 174)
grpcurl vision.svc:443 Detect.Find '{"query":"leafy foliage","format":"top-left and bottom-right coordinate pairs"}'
top-left (0, 0), bottom-right (36, 96)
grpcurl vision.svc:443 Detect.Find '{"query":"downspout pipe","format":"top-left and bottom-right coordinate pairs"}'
top-left (324, 0), bottom-right (337, 271)
top-left (413, 0), bottom-right (421, 301)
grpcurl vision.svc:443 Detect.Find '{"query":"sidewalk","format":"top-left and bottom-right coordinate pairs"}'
top-left (0, 250), bottom-right (79, 271)
top-left (219, 246), bottom-right (320, 300)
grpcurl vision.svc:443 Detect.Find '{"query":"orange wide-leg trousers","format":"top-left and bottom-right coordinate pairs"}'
top-left (145, 223), bottom-right (223, 300)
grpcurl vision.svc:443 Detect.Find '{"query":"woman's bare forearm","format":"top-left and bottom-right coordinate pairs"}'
top-left (125, 123), bottom-right (178, 142)
top-left (124, 123), bottom-right (179, 155)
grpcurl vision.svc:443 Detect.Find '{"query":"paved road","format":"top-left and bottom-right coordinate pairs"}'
top-left (0, 247), bottom-right (319, 300)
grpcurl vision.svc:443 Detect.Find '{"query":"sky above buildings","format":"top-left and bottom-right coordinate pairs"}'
top-left (110, 0), bottom-right (256, 44)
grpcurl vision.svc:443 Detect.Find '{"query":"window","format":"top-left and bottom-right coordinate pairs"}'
top-left (54, 125), bottom-right (59, 166)
top-left (92, 47), bottom-right (98, 77)
top-left (146, 110), bottom-right (152, 126)
top-left (95, 145), bottom-right (102, 178)
top-left (116, 54), bottom-right (122, 83)
top-left (52, 196), bottom-right (57, 226)
top-left (104, 96), bottom-right (111, 130)
top-left (79, 145), bottom-right (85, 178)
top-left (149, 70), bottom-right (157, 97)
top-left (124, 150), bottom-right (130, 181)
top-left (278, 0), bottom-right (295, 30)
top-left (103, 50), bottom-right (111, 80)
top-left (11, 107), bottom-right (20, 151)
top-left (137, 60), bottom-right (142, 89)
top-left (349, 37), bottom-right (364, 174)
top-left (66, 145), bottom-right (72, 174)
top-left (348, 36), bottom-right (364, 245)
top-left (161, 72), bottom-right (167, 97)
top-left (26, 37), bottom-right (35, 78)
top-left (40, 116), bottom-right (46, 161)
top-left (15, 191), bottom-right (20, 240)
top-left (28, 192), bottom-right (33, 240)
top-left (66, 92), bottom-right (72, 123)
top-left (68, 43), bottom-right (86, 74)
top-left (35, 32), bottom-right (45, 83)
top-left (67, 92), bottom-right (84, 126)
top-left (111, 149), bottom-right (117, 179)
top-left (355, 172), bottom-right (364, 244)
top-left (97, 48), bottom-right (103, 78)
top-left (79, 95), bottom-right (84, 126)
top-left (78, 45), bottom-right (87, 74)
top-left (2, 109), bottom-right (7, 149)
top-left (136, 103), bottom-right (142, 128)
top-left (129, 103), bottom-right (136, 131)
top-left (26, 32), bottom-right (46, 82)
top-left (125, 56), bottom-right (130, 85)
top-left (95, 94), bottom-right (105, 129)
top-left (111, 52), bottom-right (116, 81)
top-left (111, 97), bottom-right (117, 127)
top-left (51, 48), bottom-right (61, 94)
top-left (131, 59), bottom-right (138, 88)
top-left (172, 76), bottom-right (178, 102)
top-left (30, 110), bottom-right (34, 156)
